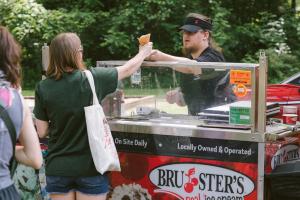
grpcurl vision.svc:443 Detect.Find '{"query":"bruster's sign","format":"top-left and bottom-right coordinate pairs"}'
top-left (149, 163), bottom-right (254, 200)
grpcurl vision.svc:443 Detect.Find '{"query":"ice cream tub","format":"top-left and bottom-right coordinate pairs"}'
top-left (283, 106), bottom-right (297, 114)
top-left (282, 114), bottom-right (298, 125)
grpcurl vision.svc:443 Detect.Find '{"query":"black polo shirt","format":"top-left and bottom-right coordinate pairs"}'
top-left (180, 47), bottom-right (230, 115)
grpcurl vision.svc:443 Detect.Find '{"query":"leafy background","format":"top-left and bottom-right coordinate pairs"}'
top-left (0, 0), bottom-right (299, 89)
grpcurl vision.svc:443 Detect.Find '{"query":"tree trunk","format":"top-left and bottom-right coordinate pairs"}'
top-left (291, 0), bottom-right (296, 14)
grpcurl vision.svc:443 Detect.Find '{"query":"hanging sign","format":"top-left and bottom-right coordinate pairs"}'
top-left (230, 70), bottom-right (251, 85)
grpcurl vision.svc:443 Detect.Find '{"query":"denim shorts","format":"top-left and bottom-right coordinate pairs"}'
top-left (46, 174), bottom-right (109, 195)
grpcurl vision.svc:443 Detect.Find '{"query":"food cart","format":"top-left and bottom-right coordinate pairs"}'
top-left (14, 53), bottom-right (300, 200)
top-left (96, 52), bottom-right (269, 200)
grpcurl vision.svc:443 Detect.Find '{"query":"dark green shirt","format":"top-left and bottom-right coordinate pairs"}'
top-left (33, 67), bottom-right (118, 176)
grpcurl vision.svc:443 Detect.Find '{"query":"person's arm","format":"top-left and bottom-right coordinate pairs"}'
top-left (35, 118), bottom-right (49, 138)
top-left (15, 102), bottom-right (43, 169)
top-left (148, 50), bottom-right (201, 75)
top-left (116, 42), bottom-right (152, 80)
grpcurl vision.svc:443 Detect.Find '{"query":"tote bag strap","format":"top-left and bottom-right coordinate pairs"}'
top-left (84, 70), bottom-right (100, 105)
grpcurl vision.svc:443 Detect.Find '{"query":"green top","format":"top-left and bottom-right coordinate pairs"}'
top-left (34, 67), bottom-right (118, 176)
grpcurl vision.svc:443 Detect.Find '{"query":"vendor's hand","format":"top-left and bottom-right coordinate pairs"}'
top-left (192, 68), bottom-right (202, 76)
top-left (166, 89), bottom-right (177, 104)
top-left (146, 49), bottom-right (160, 61)
top-left (139, 42), bottom-right (153, 59)
top-left (166, 88), bottom-right (186, 106)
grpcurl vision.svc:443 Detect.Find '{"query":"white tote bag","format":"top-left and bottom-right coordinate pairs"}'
top-left (83, 70), bottom-right (121, 174)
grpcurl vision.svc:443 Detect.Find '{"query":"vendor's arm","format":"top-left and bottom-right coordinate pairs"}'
top-left (148, 50), bottom-right (201, 75)
top-left (117, 42), bottom-right (152, 80)
top-left (193, 56), bottom-right (226, 80)
top-left (15, 102), bottom-right (43, 169)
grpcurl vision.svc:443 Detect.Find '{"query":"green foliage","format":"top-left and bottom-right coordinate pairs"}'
top-left (42, 9), bottom-right (96, 41)
top-left (0, 0), bottom-right (46, 39)
top-left (283, 12), bottom-right (300, 57)
top-left (99, 0), bottom-right (185, 57)
top-left (266, 49), bottom-right (300, 83)
top-left (242, 49), bottom-right (300, 83)
top-left (0, 0), bottom-right (97, 88)
top-left (209, 1), bottom-right (232, 52)
top-left (0, 0), bottom-right (48, 88)
top-left (22, 66), bottom-right (41, 89)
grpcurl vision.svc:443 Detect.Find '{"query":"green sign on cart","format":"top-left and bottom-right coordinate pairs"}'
top-left (229, 106), bottom-right (251, 125)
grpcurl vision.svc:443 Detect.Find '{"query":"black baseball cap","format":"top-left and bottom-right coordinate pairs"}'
top-left (179, 17), bottom-right (213, 32)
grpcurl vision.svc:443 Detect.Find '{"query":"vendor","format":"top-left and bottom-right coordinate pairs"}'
top-left (148, 12), bottom-right (236, 115)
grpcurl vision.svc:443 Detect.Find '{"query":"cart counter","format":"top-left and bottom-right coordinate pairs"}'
top-left (107, 117), bottom-right (265, 200)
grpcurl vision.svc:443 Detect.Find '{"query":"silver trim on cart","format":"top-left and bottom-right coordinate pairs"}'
top-left (109, 119), bottom-right (265, 142)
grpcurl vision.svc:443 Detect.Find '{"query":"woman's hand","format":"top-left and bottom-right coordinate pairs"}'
top-left (117, 42), bottom-right (152, 80)
top-left (139, 42), bottom-right (153, 59)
